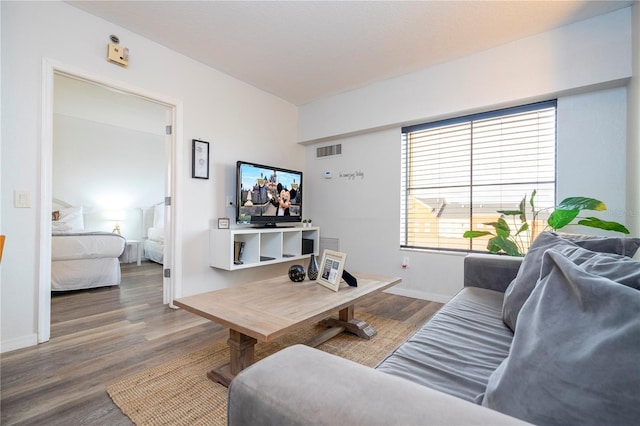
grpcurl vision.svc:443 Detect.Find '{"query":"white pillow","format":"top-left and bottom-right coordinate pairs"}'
top-left (52, 221), bottom-right (72, 232)
top-left (147, 227), bottom-right (165, 242)
top-left (59, 206), bottom-right (84, 230)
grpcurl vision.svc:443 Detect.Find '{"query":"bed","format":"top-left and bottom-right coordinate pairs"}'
top-left (143, 202), bottom-right (165, 264)
top-left (51, 200), bottom-right (126, 291)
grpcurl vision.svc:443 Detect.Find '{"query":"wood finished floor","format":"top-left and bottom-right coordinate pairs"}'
top-left (1, 261), bottom-right (442, 425)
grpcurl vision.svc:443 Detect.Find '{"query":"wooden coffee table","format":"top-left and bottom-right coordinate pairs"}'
top-left (173, 273), bottom-right (400, 386)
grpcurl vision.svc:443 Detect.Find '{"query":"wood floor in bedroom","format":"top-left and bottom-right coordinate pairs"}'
top-left (0, 261), bottom-right (442, 426)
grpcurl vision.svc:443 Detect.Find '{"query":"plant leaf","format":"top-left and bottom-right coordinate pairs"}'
top-left (515, 222), bottom-right (529, 236)
top-left (486, 237), bottom-right (502, 254)
top-left (498, 196), bottom-right (527, 223)
top-left (548, 209), bottom-right (580, 229)
top-left (530, 189), bottom-right (537, 210)
top-left (463, 230), bottom-right (493, 238)
top-left (577, 217), bottom-right (630, 234)
top-left (490, 218), bottom-right (511, 237)
top-left (488, 235), bottom-right (522, 257)
top-left (557, 197), bottom-right (606, 212)
top-left (497, 210), bottom-right (523, 216)
top-left (518, 196), bottom-right (526, 222)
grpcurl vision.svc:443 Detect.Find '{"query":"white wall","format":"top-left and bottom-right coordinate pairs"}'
top-left (53, 114), bottom-right (165, 239)
top-left (306, 128), bottom-right (467, 302)
top-left (54, 74), bottom-right (168, 137)
top-left (299, 8), bottom-right (631, 143)
top-left (557, 88), bottom-right (628, 233)
top-left (1, 1), bottom-right (301, 352)
top-left (302, 8), bottom-right (635, 303)
top-left (53, 113), bottom-right (165, 209)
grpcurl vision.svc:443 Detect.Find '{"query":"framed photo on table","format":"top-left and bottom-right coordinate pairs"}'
top-left (192, 139), bottom-right (209, 179)
top-left (316, 250), bottom-right (347, 292)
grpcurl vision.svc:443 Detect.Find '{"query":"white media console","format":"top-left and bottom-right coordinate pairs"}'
top-left (210, 226), bottom-right (320, 270)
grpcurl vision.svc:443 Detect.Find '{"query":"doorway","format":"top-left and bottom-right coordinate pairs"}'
top-left (39, 60), bottom-right (182, 343)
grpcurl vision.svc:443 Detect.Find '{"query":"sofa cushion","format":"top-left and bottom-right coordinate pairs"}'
top-left (376, 287), bottom-right (512, 402)
top-left (229, 345), bottom-right (529, 426)
top-left (483, 250), bottom-right (640, 426)
top-left (502, 231), bottom-right (640, 331)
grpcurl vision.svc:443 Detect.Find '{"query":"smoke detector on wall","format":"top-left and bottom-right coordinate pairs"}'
top-left (107, 35), bottom-right (129, 67)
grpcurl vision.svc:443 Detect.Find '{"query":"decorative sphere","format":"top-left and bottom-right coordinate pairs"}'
top-left (288, 265), bottom-right (306, 282)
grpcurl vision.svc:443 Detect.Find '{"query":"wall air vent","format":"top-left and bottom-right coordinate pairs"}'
top-left (316, 144), bottom-right (342, 158)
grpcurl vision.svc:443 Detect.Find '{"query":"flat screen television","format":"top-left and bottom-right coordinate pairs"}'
top-left (236, 161), bottom-right (302, 227)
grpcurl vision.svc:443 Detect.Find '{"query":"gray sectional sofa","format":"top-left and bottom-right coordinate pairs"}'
top-left (228, 232), bottom-right (640, 425)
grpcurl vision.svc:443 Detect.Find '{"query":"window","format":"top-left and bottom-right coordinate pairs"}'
top-left (400, 100), bottom-right (557, 252)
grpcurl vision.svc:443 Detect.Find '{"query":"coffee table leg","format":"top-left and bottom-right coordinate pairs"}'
top-left (339, 305), bottom-right (354, 322)
top-left (207, 329), bottom-right (257, 387)
top-left (313, 304), bottom-right (377, 344)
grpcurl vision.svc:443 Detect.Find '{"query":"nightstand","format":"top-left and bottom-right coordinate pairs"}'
top-left (124, 240), bottom-right (142, 266)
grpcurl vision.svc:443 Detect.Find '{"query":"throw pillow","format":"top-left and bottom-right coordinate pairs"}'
top-left (557, 232), bottom-right (640, 257)
top-left (555, 245), bottom-right (640, 289)
top-left (483, 250), bottom-right (640, 426)
top-left (502, 231), bottom-right (640, 331)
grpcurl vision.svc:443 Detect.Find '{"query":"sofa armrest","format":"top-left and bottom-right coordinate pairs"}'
top-left (464, 253), bottom-right (522, 293)
top-left (228, 345), bottom-right (529, 426)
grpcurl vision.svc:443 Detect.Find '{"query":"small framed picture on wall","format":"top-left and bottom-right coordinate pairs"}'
top-left (192, 139), bottom-right (209, 179)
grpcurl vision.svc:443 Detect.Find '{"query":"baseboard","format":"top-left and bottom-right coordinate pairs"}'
top-left (1, 333), bottom-right (38, 353)
top-left (384, 287), bottom-right (453, 304)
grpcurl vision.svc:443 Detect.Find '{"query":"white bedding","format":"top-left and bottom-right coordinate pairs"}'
top-left (51, 230), bottom-right (126, 291)
top-left (143, 202), bottom-right (165, 264)
top-left (51, 199), bottom-right (128, 291)
top-left (52, 231), bottom-right (126, 261)
top-left (144, 238), bottom-right (164, 264)
top-left (52, 258), bottom-right (121, 291)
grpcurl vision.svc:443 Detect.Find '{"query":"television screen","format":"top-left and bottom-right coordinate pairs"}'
top-left (236, 161), bottom-right (302, 226)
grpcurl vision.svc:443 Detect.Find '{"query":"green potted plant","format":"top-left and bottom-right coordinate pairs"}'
top-left (463, 190), bottom-right (630, 256)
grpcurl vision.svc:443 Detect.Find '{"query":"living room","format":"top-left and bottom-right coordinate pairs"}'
top-left (1, 1), bottom-right (639, 422)
top-left (3, 0), bottom-right (638, 352)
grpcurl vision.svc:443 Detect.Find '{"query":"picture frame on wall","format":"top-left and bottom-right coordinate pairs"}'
top-left (192, 139), bottom-right (209, 179)
top-left (316, 250), bottom-right (347, 292)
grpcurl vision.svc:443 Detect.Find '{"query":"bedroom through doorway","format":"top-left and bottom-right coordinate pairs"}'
top-left (40, 65), bottom-right (179, 343)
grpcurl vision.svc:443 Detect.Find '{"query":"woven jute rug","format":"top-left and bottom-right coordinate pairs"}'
top-left (106, 313), bottom-right (417, 426)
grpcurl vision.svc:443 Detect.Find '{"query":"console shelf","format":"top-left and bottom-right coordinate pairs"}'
top-left (210, 226), bottom-right (319, 270)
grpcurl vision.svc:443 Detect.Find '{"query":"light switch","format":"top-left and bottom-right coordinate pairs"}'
top-left (14, 190), bottom-right (31, 208)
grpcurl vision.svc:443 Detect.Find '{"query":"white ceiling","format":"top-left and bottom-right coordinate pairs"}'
top-left (68, 0), bottom-right (634, 106)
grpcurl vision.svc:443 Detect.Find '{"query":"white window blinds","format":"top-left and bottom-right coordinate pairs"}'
top-left (401, 101), bottom-right (557, 252)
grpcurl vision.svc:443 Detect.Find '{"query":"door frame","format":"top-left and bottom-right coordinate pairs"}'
top-left (39, 58), bottom-right (183, 342)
